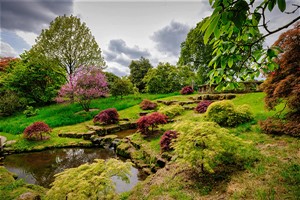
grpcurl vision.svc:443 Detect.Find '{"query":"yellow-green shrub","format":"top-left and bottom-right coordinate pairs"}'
top-left (158, 105), bottom-right (184, 119)
top-left (172, 121), bottom-right (258, 173)
top-left (206, 100), bottom-right (253, 127)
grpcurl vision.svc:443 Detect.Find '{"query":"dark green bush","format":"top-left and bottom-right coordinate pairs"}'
top-left (206, 100), bottom-right (253, 127)
top-left (0, 91), bottom-right (24, 116)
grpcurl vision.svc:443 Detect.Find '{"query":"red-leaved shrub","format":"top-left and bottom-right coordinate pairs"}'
top-left (160, 130), bottom-right (178, 152)
top-left (137, 112), bottom-right (168, 135)
top-left (180, 86), bottom-right (194, 95)
top-left (139, 99), bottom-right (157, 110)
top-left (23, 121), bottom-right (52, 140)
top-left (259, 117), bottom-right (300, 137)
top-left (93, 108), bottom-right (119, 125)
top-left (195, 100), bottom-right (213, 113)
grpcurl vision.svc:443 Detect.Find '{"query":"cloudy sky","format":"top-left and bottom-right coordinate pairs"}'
top-left (0, 0), bottom-right (299, 76)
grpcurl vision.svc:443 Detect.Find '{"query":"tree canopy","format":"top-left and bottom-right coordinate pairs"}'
top-left (129, 57), bottom-right (153, 92)
top-left (30, 15), bottom-right (106, 81)
top-left (200, 0), bottom-right (299, 90)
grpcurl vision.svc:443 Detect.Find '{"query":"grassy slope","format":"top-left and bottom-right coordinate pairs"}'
top-left (0, 93), bottom-right (178, 134)
top-left (124, 93), bottom-right (300, 200)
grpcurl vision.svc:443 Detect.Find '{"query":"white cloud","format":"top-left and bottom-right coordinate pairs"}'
top-left (16, 31), bottom-right (38, 47)
top-left (0, 41), bottom-right (18, 57)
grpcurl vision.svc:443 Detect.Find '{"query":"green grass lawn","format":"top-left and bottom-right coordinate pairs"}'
top-left (0, 93), bottom-right (178, 134)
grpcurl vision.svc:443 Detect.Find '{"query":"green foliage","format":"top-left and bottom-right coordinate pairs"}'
top-left (206, 100), bottom-right (253, 127)
top-left (2, 54), bottom-right (64, 106)
top-left (198, 0), bottom-right (297, 89)
top-left (104, 72), bottom-right (121, 90)
top-left (0, 91), bottom-right (25, 116)
top-left (173, 121), bottom-right (258, 173)
top-left (31, 15), bottom-right (105, 81)
top-left (110, 77), bottom-right (133, 99)
top-left (0, 93), bottom-right (176, 134)
top-left (159, 105), bottom-right (184, 119)
top-left (143, 62), bottom-right (182, 94)
top-left (178, 19), bottom-right (214, 84)
top-left (129, 57), bottom-right (153, 92)
top-left (46, 159), bottom-right (132, 200)
top-left (23, 106), bottom-right (39, 118)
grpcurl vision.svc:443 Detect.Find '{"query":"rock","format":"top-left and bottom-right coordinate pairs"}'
top-left (5, 140), bottom-right (17, 146)
top-left (17, 192), bottom-right (41, 200)
top-left (178, 101), bottom-right (194, 106)
top-left (119, 122), bottom-right (131, 130)
top-left (226, 94), bottom-right (236, 99)
top-left (91, 135), bottom-right (117, 147)
top-left (156, 158), bottom-right (166, 168)
top-left (139, 112), bottom-right (148, 116)
top-left (142, 168), bottom-right (152, 175)
top-left (116, 142), bottom-right (131, 158)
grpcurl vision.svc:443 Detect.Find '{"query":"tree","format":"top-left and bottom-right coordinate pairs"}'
top-left (2, 53), bottom-right (65, 105)
top-left (137, 112), bottom-right (168, 135)
top-left (178, 20), bottom-right (214, 84)
top-left (129, 57), bottom-right (152, 92)
top-left (31, 15), bottom-right (106, 82)
top-left (57, 66), bottom-right (108, 111)
top-left (260, 22), bottom-right (300, 137)
top-left (0, 57), bottom-right (18, 72)
top-left (110, 77), bottom-right (133, 99)
top-left (46, 159), bottom-right (132, 200)
top-left (93, 108), bottom-right (119, 125)
top-left (23, 121), bottom-right (52, 141)
top-left (104, 72), bottom-right (121, 90)
top-left (200, 0), bottom-right (299, 90)
top-left (143, 62), bottom-right (182, 94)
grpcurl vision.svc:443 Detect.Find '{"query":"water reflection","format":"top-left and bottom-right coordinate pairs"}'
top-left (4, 148), bottom-right (145, 192)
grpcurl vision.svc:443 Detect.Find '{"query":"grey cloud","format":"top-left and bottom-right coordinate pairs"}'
top-left (108, 39), bottom-right (150, 59)
top-left (0, 0), bottom-right (73, 34)
top-left (104, 39), bottom-right (151, 67)
top-left (105, 66), bottom-right (129, 77)
top-left (151, 21), bottom-right (190, 57)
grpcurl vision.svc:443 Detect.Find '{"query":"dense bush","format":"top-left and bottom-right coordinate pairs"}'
top-left (93, 108), bottom-right (119, 125)
top-left (259, 117), bottom-right (300, 137)
top-left (160, 130), bottom-right (178, 152)
top-left (0, 91), bottom-right (24, 116)
top-left (46, 159), bottom-right (131, 200)
top-left (206, 100), bottom-right (253, 127)
top-left (23, 121), bottom-right (51, 140)
top-left (137, 112), bottom-right (168, 135)
top-left (194, 100), bottom-right (212, 113)
top-left (180, 86), bottom-right (194, 95)
top-left (173, 121), bottom-right (258, 173)
top-left (159, 105), bottom-right (184, 119)
top-left (139, 99), bottom-right (157, 110)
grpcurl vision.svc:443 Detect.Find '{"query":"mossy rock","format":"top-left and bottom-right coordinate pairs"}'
top-left (116, 142), bottom-right (131, 158)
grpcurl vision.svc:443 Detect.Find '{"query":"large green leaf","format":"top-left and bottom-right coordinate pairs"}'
top-left (277, 0), bottom-right (286, 12)
top-left (204, 15), bottom-right (220, 44)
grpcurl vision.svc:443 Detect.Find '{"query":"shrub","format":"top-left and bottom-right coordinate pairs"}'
top-left (194, 100), bottom-right (212, 113)
top-left (159, 105), bottom-right (184, 119)
top-left (23, 121), bottom-right (51, 140)
top-left (160, 130), bottom-right (178, 152)
top-left (137, 112), bottom-right (168, 135)
top-left (46, 159), bottom-right (131, 200)
top-left (0, 91), bottom-right (24, 116)
top-left (139, 99), bottom-right (157, 110)
top-left (206, 100), bottom-right (253, 127)
top-left (93, 108), bottom-right (119, 125)
top-left (173, 121), bottom-right (258, 173)
top-left (259, 117), bottom-right (300, 137)
top-left (180, 86), bottom-right (194, 95)
top-left (110, 77), bottom-right (133, 99)
top-left (23, 106), bottom-right (39, 117)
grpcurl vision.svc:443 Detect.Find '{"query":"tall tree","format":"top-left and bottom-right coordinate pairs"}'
top-left (200, 0), bottom-right (299, 90)
top-left (178, 20), bottom-right (214, 84)
top-left (129, 57), bottom-right (152, 92)
top-left (143, 62), bottom-right (182, 94)
top-left (31, 15), bottom-right (106, 81)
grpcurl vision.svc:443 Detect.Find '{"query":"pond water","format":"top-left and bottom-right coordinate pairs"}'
top-left (3, 148), bottom-right (146, 193)
top-left (116, 129), bottom-right (137, 139)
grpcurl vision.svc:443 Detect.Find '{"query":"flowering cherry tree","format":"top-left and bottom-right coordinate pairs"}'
top-left (56, 66), bottom-right (108, 111)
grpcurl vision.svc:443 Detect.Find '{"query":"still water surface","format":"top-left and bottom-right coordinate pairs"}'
top-left (4, 148), bottom-right (145, 193)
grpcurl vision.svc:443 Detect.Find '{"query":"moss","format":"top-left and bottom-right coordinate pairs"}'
top-left (116, 142), bottom-right (131, 158)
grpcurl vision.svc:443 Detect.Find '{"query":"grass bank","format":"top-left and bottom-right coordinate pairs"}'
top-left (0, 93), bottom-right (178, 134)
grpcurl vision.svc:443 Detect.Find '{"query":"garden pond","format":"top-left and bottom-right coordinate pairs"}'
top-left (3, 147), bottom-right (146, 193)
